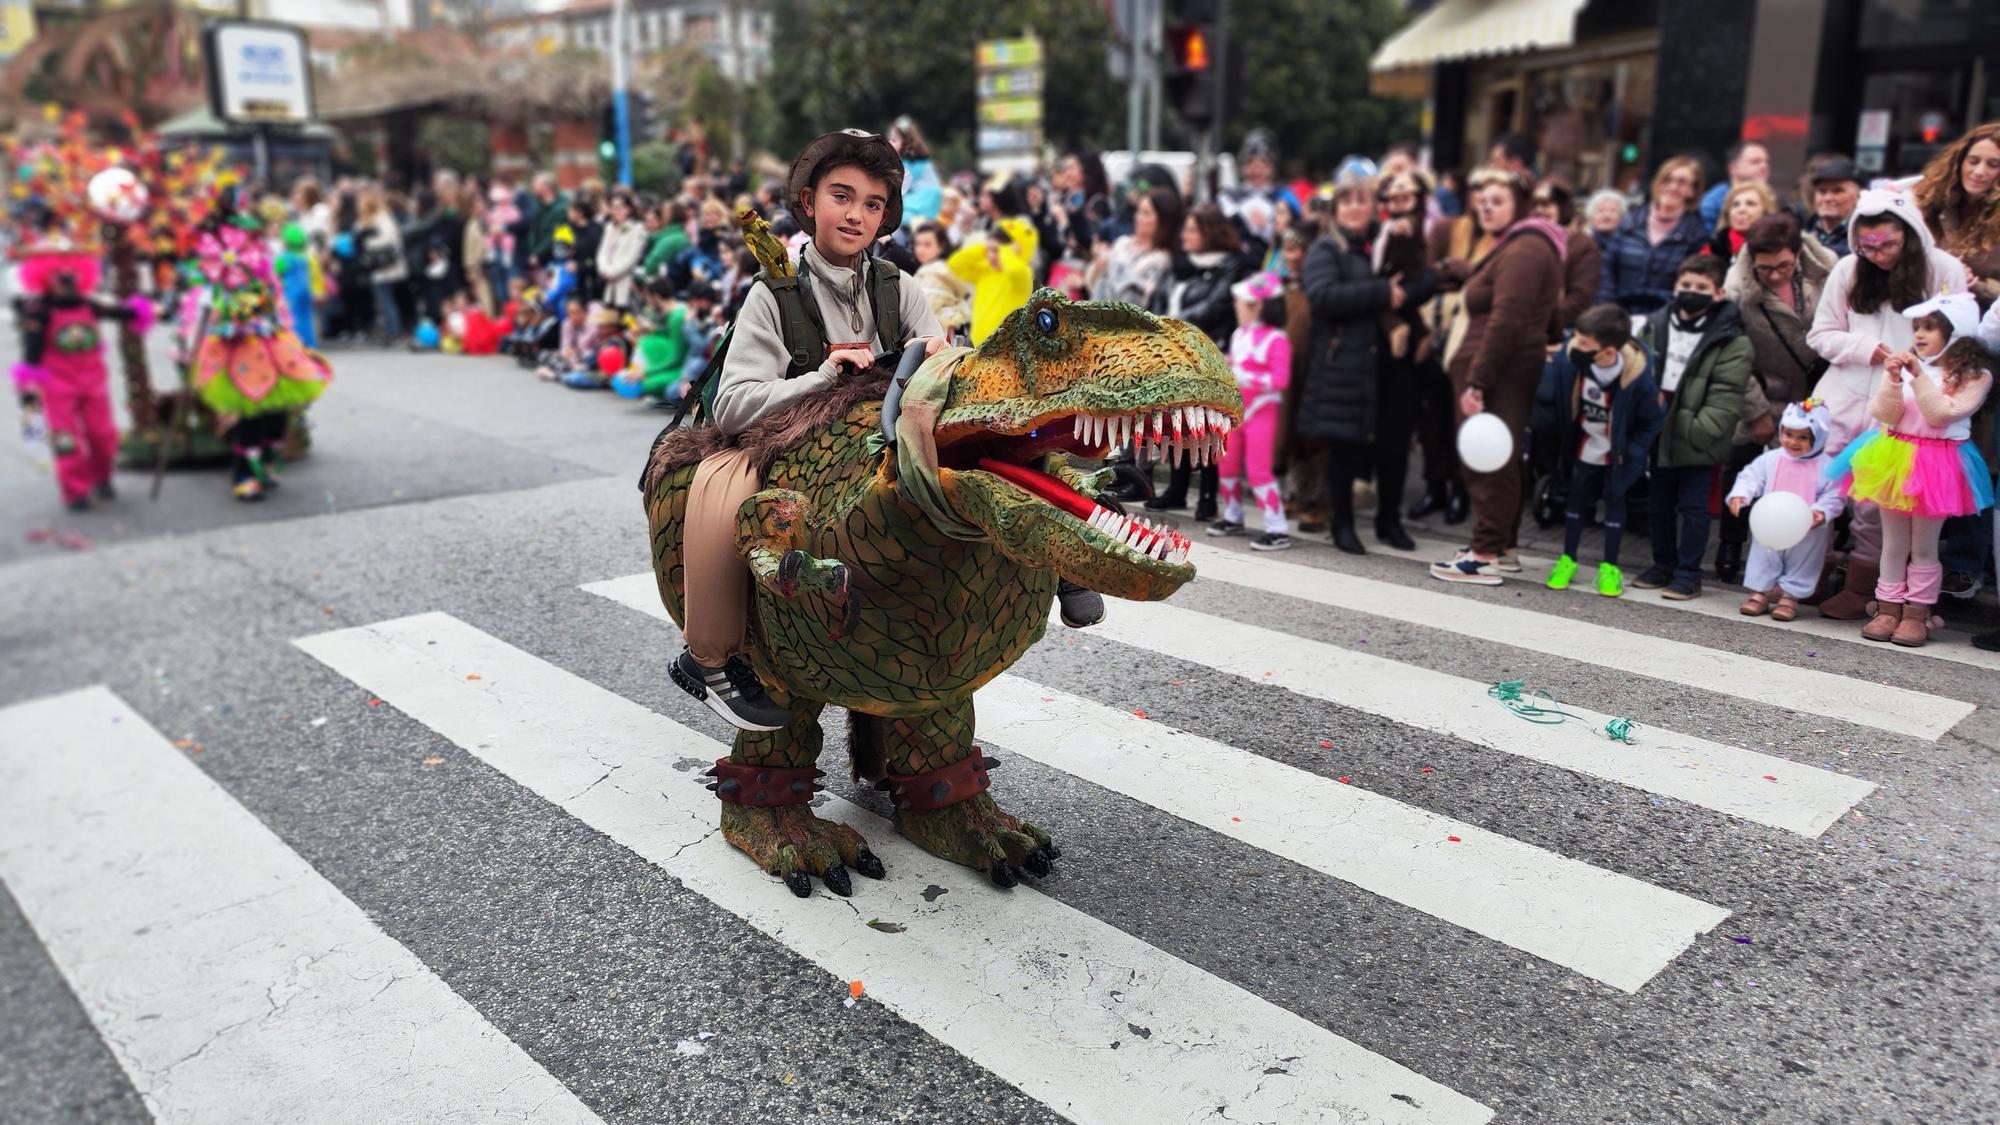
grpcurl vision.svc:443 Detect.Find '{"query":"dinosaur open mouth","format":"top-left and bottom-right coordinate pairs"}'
top-left (976, 457), bottom-right (1191, 565)
top-left (938, 403), bottom-right (1236, 569)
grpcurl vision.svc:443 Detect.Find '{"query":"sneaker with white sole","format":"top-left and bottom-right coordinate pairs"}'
top-left (1250, 531), bottom-right (1292, 551)
top-left (671, 649), bottom-right (793, 731)
top-left (1491, 552), bottom-right (1523, 573)
top-left (1941, 570), bottom-right (1983, 600)
top-left (1057, 579), bottom-right (1105, 628)
top-left (1205, 519), bottom-right (1245, 537)
top-left (1430, 555), bottom-right (1503, 585)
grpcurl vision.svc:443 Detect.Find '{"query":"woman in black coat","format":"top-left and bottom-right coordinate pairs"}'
top-left (1295, 178), bottom-right (1406, 553)
top-left (1145, 201), bottom-right (1252, 519)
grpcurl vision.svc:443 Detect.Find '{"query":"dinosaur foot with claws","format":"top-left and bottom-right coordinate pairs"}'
top-left (721, 803), bottom-right (886, 898)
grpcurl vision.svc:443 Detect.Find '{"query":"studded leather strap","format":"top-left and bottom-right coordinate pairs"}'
top-left (707, 759), bottom-right (823, 807)
top-left (884, 748), bottom-right (992, 812)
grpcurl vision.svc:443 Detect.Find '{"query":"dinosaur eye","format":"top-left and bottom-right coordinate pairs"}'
top-left (1034, 306), bottom-right (1058, 336)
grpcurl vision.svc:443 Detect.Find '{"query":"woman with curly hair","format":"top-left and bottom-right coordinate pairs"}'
top-left (1914, 122), bottom-right (2000, 308)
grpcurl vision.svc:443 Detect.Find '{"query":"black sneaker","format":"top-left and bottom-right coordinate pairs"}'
top-left (1057, 579), bottom-right (1105, 628)
top-left (670, 649), bottom-right (792, 731)
top-left (1250, 531), bottom-right (1292, 551)
top-left (1205, 519), bottom-right (1244, 537)
top-left (65, 496), bottom-right (90, 512)
top-left (1941, 570), bottom-right (1982, 599)
top-left (94, 480), bottom-right (117, 501)
top-left (1630, 567), bottom-right (1672, 589)
top-left (1972, 631), bottom-right (2000, 653)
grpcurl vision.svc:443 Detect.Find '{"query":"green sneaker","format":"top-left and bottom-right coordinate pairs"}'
top-left (1546, 554), bottom-right (1579, 591)
top-left (1597, 562), bottom-right (1625, 597)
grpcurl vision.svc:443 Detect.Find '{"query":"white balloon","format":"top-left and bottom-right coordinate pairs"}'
top-left (86, 167), bottom-right (148, 224)
top-left (1456, 412), bottom-right (1514, 473)
top-left (1749, 491), bottom-right (1813, 552)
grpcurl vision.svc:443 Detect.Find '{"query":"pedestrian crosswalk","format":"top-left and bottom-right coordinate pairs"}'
top-left (293, 612), bottom-right (1493, 1125)
top-left (3, 533), bottom-right (1944, 1124)
top-left (0, 688), bottom-right (603, 1125)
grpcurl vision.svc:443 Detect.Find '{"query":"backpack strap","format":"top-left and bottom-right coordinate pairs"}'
top-left (764, 271), bottom-right (828, 377)
top-left (870, 257), bottom-right (902, 350)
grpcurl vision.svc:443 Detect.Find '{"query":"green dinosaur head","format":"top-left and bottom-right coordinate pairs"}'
top-left (932, 289), bottom-right (1242, 601)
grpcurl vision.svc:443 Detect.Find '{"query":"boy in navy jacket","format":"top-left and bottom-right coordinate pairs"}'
top-left (1540, 304), bottom-right (1666, 596)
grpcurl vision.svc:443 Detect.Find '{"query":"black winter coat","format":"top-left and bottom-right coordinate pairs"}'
top-left (1295, 228), bottom-right (1394, 444)
top-left (1149, 250), bottom-right (1249, 345)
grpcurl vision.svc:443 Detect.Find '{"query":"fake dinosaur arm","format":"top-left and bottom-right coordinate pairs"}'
top-left (737, 488), bottom-right (859, 638)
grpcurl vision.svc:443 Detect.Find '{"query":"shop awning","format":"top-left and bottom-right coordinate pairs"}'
top-left (1370, 0), bottom-right (1590, 73)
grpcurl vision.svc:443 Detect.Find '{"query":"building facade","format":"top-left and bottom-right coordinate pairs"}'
top-left (485, 0), bottom-right (769, 81)
top-left (1374, 0), bottom-right (2000, 192)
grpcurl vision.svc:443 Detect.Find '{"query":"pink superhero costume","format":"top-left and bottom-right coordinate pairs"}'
top-left (1217, 320), bottom-right (1291, 533)
top-left (10, 250), bottom-right (152, 505)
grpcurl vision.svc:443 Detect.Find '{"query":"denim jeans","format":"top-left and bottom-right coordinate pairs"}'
top-left (1648, 463), bottom-right (1714, 585)
top-left (372, 281), bottom-right (403, 337)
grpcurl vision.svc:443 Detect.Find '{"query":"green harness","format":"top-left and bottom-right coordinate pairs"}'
top-left (675, 256), bottom-right (903, 428)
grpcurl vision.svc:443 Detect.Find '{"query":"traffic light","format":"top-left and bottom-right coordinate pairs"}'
top-left (1164, 0), bottom-right (1220, 127)
top-left (631, 92), bottom-right (659, 147)
top-left (599, 102), bottom-right (619, 165)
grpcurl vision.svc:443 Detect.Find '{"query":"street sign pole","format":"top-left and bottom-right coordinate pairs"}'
top-left (611, 0), bottom-right (633, 186)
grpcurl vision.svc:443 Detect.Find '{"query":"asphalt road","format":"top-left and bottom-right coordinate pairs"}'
top-left (2, 340), bottom-right (1995, 1125)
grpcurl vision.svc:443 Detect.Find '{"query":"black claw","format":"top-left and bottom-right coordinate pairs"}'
top-left (1044, 843), bottom-right (1062, 860)
top-left (990, 859), bottom-right (1018, 889)
top-left (821, 863), bottom-right (853, 897)
top-left (1022, 847), bottom-right (1053, 877)
top-left (783, 870), bottom-right (813, 898)
top-left (854, 849), bottom-right (886, 879)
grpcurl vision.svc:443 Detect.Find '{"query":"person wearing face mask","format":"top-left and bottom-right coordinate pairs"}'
top-left (1631, 253), bottom-right (1752, 599)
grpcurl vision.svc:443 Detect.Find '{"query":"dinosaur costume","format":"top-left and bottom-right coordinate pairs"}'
top-left (642, 289), bottom-right (1240, 894)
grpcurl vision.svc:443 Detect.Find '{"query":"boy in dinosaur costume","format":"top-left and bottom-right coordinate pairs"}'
top-left (644, 288), bottom-right (1240, 895)
top-left (669, 130), bottom-right (951, 731)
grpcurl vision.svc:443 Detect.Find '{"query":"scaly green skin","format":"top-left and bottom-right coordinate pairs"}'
top-left (645, 289), bottom-right (1238, 890)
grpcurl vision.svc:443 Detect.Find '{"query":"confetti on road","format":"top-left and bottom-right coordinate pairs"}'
top-left (1732, 936), bottom-right (1754, 945)
top-left (421, 757), bottom-right (445, 766)
top-left (1446, 836), bottom-right (1461, 843)
top-left (1132, 709), bottom-right (1147, 719)
top-left (1337, 777), bottom-right (1351, 784)
top-left (309, 716), bottom-right (328, 727)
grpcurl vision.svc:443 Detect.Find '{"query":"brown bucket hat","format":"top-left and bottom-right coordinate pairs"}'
top-left (787, 128), bottom-right (904, 238)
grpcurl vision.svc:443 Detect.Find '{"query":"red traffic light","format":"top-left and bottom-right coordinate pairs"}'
top-left (1170, 25), bottom-right (1211, 72)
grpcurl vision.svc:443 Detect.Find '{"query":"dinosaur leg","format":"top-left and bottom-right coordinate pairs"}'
top-left (717, 697), bottom-right (886, 898)
top-left (857, 701), bottom-right (1059, 889)
top-left (737, 487), bottom-right (860, 638)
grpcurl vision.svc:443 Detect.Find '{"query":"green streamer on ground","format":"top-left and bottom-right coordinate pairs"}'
top-left (1488, 680), bottom-right (1638, 744)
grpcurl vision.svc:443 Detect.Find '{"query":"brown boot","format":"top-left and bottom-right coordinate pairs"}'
top-left (1861, 600), bottom-right (1903, 642)
top-left (1891, 602), bottom-right (1933, 648)
top-left (1819, 558), bottom-right (1880, 620)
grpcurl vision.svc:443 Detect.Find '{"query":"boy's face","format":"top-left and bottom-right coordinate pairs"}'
top-left (1674, 273), bottom-right (1719, 299)
top-left (1571, 332), bottom-right (1614, 366)
top-left (804, 163), bottom-right (890, 260)
top-left (1779, 426), bottom-right (1815, 456)
top-left (1911, 317), bottom-right (1948, 358)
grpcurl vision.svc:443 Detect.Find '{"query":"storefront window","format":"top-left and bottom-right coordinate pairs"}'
top-left (1522, 52), bottom-right (1656, 193)
top-left (1858, 0), bottom-right (1971, 48)
top-left (1856, 67), bottom-right (1972, 176)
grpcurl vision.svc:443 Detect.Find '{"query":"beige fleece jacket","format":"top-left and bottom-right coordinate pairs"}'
top-left (712, 242), bottom-right (943, 435)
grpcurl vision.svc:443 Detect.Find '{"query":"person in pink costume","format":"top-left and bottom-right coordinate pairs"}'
top-left (1823, 292), bottom-right (1994, 646)
top-left (1208, 270), bottom-right (1293, 550)
top-left (1803, 189), bottom-right (1970, 618)
top-left (1727, 399), bottom-right (1846, 622)
top-left (10, 242), bottom-right (153, 510)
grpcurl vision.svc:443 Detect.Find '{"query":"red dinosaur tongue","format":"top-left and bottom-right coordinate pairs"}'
top-left (976, 457), bottom-right (1094, 520)
top-left (975, 457), bottom-right (1189, 562)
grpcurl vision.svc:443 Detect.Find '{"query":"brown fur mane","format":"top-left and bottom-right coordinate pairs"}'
top-left (641, 369), bottom-right (894, 494)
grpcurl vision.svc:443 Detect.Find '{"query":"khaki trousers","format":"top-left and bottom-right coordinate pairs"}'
top-left (683, 447), bottom-right (761, 667)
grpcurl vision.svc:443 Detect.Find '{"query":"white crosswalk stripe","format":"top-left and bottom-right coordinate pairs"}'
top-left (0, 687), bottom-right (604, 1125)
top-left (1085, 597), bottom-right (1877, 837)
top-left (585, 572), bottom-right (1731, 993)
top-left (295, 612), bottom-right (1496, 1125)
top-left (1183, 543), bottom-right (1972, 740)
top-left (1388, 530), bottom-right (2000, 673)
